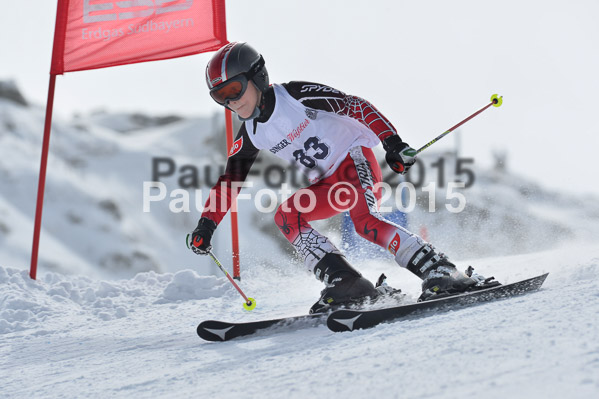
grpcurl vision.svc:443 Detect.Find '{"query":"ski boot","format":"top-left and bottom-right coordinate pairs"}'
top-left (406, 244), bottom-right (500, 301)
top-left (309, 253), bottom-right (380, 314)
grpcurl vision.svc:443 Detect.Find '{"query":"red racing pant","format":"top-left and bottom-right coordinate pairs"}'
top-left (274, 146), bottom-right (426, 272)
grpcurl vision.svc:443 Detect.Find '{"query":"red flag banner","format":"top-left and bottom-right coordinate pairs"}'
top-left (51, 0), bottom-right (227, 74)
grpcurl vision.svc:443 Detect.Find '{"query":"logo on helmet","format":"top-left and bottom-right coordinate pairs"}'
top-left (211, 77), bottom-right (222, 86)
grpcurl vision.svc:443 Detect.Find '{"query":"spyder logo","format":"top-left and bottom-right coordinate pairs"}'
top-left (299, 84), bottom-right (341, 94)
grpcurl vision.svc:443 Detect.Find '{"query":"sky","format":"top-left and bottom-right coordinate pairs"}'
top-left (1, 0), bottom-right (598, 197)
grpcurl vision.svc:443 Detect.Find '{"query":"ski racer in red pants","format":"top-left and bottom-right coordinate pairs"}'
top-left (190, 42), bottom-right (489, 313)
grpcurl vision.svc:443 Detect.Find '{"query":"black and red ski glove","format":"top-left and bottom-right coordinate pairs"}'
top-left (189, 217), bottom-right (217, 255)
top-left (382, 135), bottom-right (417, 175)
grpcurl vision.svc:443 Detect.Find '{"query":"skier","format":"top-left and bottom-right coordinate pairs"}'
top-left (190, 42), bottom-right (491, 313)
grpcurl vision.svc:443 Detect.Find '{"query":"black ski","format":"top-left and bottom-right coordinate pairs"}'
top-left (197, 277), bottom-right (405, 342)
top-left (197, 313), bottom-right (326, 342)
top-left (327, 273), bottom-right (549, 333)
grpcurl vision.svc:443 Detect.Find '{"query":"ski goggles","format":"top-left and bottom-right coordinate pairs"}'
top-left (209, 55), bottom-right (265, 105)
top-left (209, 75), bottom-right (249, 105)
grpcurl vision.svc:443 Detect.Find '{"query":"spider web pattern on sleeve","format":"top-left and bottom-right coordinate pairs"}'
top-left (339, 95), bottom-right (397, 140)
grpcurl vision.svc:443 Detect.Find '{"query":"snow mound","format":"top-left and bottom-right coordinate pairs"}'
top-left (155, 270), bottom-right (230, 303)
top-left (0, 266), bottom-right (229, 334)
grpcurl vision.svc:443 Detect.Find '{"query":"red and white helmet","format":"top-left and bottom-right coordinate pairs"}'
top-left (205, 42), bottom-right (269, 107)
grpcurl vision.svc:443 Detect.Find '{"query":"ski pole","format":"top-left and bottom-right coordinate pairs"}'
top-left (207, 250), bottom-right (256, 311)
top-left (416, 94), bottom-right (503, 154)
top-left (186, 235), bottom-right (256, 311)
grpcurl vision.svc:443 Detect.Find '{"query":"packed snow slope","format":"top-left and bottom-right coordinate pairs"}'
top-left (1, 242), bottom-right (598, 398)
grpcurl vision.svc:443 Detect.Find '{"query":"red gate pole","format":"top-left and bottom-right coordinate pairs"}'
top-left (224, 108), bottom-right (241, 279)
top-left (30, 74), bottom-right (58, 280)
